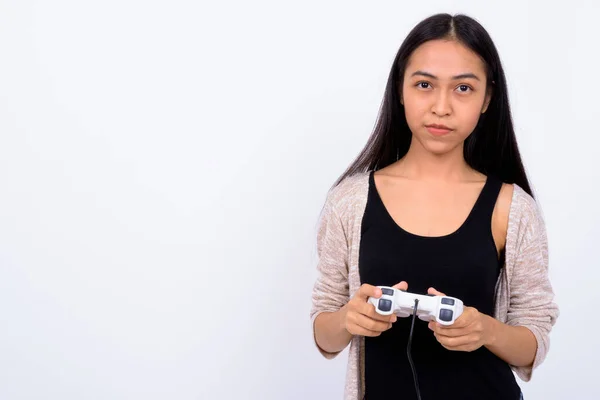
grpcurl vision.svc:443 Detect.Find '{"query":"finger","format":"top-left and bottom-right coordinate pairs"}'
top-left (354, 313), bottom-right (394, 333)
top-left (355, 284), bottom-right (382, 301)
top-left (361, 302), bottom-right (398, 323)
top-left (439, 341), bottom-right (477, 352)
top-left (434, 333), bottom-right (480, 349)
top-left (436, 307), bottom-right (477, 329)
top-left (352, 326), bottom-right (385, 337)
top-left (427, 287), bottom-right (446, 297)
top-left (429, 322), bottom-right (472, 337)
top-left (443, 344), bottom-right (477, 352)
top-left (428, 319), bottom-right (467, 330)
top-left (345, 314), bottom-right (382, 337)
top-left (428, 318), bottom-right (471, 331)
top-left (392, 281), bottom-right (408, 291)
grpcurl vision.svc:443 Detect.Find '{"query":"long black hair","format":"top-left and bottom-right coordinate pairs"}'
top-left (333, 13), bottom-right (533, 197)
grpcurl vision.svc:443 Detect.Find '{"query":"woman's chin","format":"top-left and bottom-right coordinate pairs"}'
top-left (420, 139), bottom-right (463, 156)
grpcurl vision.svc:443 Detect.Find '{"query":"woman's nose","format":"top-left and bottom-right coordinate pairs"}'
top-left (431, 91), bottom-right (452, 116)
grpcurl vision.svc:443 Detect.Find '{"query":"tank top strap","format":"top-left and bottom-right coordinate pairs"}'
top-left (468, 175), bottom-right (503, 227)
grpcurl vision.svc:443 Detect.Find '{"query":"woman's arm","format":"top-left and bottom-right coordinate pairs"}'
top-left (426, 289), bottom-right (536, 367)
top-left (500, 187), bottom-right (559, 380)
top-left (314, 309), bottom-right (353, 356)
top-left (429, 185), bottom-right (559, 379)
top-left (310, 190), bottom-right (351, 359)
top-left (483, 314), bottom-right (537, 367)
top-left (427, 299), bottom-right (537, 367)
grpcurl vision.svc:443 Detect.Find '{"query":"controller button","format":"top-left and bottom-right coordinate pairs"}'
top-left (382, 288), bottom-right (394, 296)
top-left (441, 298), bottom-right (455, 305)
top-left (439, 309), bottom-right (453, 322)
top-left (378, 299), bottom-right (392, 312)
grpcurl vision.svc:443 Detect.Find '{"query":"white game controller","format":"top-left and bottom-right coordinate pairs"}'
top-left (367, 286), bottom-right (464, 326)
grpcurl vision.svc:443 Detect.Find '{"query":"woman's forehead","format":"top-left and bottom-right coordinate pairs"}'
top-left (406, 40), bottom-right (486, 79)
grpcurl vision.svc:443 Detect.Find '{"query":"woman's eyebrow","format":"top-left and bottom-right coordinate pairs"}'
top-left (410, 70), bottom-right (481, 81)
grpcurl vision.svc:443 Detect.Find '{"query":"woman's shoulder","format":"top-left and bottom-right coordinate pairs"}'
top-left (509, 183), bottom-right (542, 219)
top-left (506, 182), bottom-right (547, 243)
top-left (324, 171), bottom-right (371, 212)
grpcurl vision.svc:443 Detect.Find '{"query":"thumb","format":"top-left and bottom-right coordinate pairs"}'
top-left (357, 284), bottom-right (382, 301)
top-left (392, 281), bottom-right (408, 291)
top-left (427, 287), bottom-right (446, 297)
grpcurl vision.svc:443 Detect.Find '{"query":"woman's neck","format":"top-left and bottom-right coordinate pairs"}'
top-left (388, 141), bottom-right (482, 183)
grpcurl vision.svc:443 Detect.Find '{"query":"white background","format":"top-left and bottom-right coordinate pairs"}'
top-left (0, 1), bottom-right (596, 399)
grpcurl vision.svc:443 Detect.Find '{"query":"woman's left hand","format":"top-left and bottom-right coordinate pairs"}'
top-left (426, 287), bottom-right (496, 352)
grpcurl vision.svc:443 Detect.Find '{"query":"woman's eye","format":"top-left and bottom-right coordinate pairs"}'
top-left (457, 84), bottom-right (472, 93)
top-left (417, 82), bottom-right (430, 89)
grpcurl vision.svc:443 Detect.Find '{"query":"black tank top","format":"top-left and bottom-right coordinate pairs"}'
top-left (359, 170), bottom-right (521, 400)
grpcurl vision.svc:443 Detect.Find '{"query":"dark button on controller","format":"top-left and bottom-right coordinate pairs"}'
top-left (382, 288), bottom-right (394, 296)
top-left (378, 299), bottom-right (392, 312)
top-left (441, 298), bottom-right (455, 305)
top-left (439, 309), bottom-right (453, 322)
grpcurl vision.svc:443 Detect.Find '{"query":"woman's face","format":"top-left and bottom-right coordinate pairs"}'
top-left (401, 39), bottom-right (492, 155)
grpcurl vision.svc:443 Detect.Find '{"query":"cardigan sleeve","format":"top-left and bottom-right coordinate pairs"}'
top-left (309, 191), bottom-right (351, 359)
top-left (506, 193), bottom-right (559, 381)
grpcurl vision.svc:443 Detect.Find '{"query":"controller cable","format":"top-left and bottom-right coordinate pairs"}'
top-left (363, 298), bottom-right (423, 400)
top-left (407, 298), bottom-right (422, 400)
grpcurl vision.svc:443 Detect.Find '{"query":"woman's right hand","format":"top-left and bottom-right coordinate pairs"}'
top-left (341, 281), bottom-right (408, 337)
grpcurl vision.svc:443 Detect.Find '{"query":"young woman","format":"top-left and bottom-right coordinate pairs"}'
top-left (310, 13), bottom-right (559, 400)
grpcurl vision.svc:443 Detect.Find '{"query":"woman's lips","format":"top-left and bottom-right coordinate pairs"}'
top-left (425, 125), bottom-right (453, 136)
